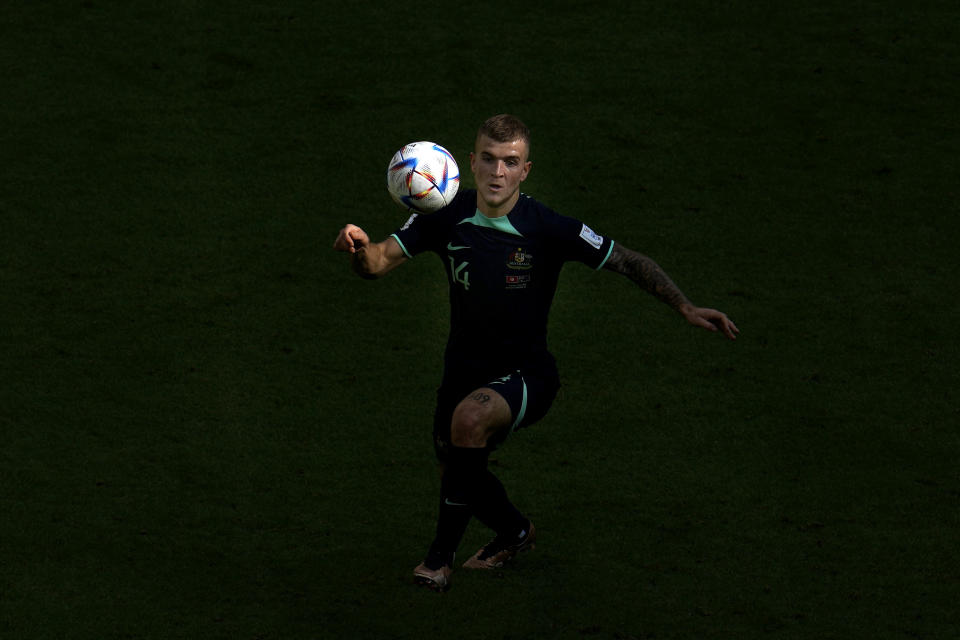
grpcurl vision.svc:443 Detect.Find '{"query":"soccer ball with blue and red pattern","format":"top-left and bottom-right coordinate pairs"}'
top-left (386, 141), bottom-right (460, 213)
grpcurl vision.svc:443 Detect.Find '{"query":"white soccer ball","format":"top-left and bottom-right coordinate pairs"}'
top-left (386, 141), bottom-right (460, 213)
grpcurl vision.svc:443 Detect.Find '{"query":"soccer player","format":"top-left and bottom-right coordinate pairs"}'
top-left (333, 114), bottom-right (739, 591)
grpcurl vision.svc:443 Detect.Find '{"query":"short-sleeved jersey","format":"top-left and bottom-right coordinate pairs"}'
top-left (391, 189), bottom-right (615, 381)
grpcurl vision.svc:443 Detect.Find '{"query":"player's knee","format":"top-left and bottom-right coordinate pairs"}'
top-left (450, 403), bottom-right (489, 448)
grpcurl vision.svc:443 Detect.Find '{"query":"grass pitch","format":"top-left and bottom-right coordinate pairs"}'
top-left (2, 1), bottom-right (958, 638)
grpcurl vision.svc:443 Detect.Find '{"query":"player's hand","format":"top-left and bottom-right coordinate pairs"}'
top-left (333, 224), bottom-right (370, 254)
top-left (681, 305), bottom-right (740, 340)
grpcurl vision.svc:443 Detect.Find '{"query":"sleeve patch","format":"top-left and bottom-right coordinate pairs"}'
top-left (400, 213), bottom-right (419, 231)
top-left (579, 224), bottom-right (603, 249)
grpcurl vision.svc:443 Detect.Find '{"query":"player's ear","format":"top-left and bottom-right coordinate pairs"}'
top-left (520, 160), bottom-right (532, 181)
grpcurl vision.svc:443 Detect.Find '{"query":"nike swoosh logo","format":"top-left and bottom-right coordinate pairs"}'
top-left (447, 243), bottom-right (470, 251)
top-left (444, 499), bottom-right (469, 507)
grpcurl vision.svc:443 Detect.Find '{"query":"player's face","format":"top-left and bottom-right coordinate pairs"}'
top-left (470, 135), bottom-right (531, 217)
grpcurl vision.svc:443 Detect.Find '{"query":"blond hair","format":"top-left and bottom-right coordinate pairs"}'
top-left (476, 114), bottom-right (531, 149)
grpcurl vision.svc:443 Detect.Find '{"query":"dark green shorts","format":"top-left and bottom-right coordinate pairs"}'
top-left (432, 367), bottom-right (560, 462)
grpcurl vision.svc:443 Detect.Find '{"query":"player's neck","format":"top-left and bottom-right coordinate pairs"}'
top-left (475, 192), bottom-right (519, 218)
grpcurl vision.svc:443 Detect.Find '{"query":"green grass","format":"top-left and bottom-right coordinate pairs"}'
top-left (2, 1), bottom-right (959, 638)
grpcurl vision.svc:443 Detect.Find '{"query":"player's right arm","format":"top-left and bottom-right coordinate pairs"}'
top-left (333, 223), bottom-right (407, 279)
top-left (603, 243), bottom-right (739, 340)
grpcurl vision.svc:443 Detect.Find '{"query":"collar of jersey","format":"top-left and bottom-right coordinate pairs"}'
top-left (458, 208), bottom-right (524, 237)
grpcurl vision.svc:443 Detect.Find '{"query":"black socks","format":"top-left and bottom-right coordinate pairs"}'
top-left (428, 445), bottom-right (528, 563)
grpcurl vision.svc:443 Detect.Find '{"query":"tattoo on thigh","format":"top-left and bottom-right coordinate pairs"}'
top-left (470, 392), bottom-right (491, 404)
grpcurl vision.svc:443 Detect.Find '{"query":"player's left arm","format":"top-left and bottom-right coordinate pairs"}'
top-left (603, 243), bottom-right (739, 340)
top-left (333, 223), bottom-right (408, 279)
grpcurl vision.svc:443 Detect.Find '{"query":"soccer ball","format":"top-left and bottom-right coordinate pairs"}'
top-left (386, 141), bottom-right (460, 213)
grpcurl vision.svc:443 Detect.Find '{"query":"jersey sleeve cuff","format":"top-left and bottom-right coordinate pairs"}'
top-left (595, 240), bottom-right (615, 270)
top-left (390, 233), bottom-right (413, 259)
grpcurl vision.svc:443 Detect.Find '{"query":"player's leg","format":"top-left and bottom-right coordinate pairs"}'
top-left (416, 370), bottom-right (557, 587)
top-left (417, 388), bottom-right (512, 577)
top-left (414, 391), bottom-right (465, 591)
top-left (447, 385), bottom-right (524, 534)
top-left (460, 370), bottom-right (559, 569)
top-left (449, 387), bottom-right (512, 447)
top-left (416, 381), bottom-right (520, 589)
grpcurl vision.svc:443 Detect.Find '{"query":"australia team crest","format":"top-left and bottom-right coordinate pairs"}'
top-left (507, 248), bottom-right (533, 270)
top-left (506, 247), bottom-right (532, 289)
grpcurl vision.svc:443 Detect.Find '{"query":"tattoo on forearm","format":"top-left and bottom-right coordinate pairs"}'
top-left (603, 244), bottom-right (691, 311)
top-left (470, 392), bottom-right (491, 404)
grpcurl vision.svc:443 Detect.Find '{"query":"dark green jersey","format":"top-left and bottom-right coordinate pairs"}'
top-left (391, 189), bottom-right (615, 380)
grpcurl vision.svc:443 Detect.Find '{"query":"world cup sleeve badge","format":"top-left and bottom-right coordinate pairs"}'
top-left (579, 224), bottom-right (603, 249)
